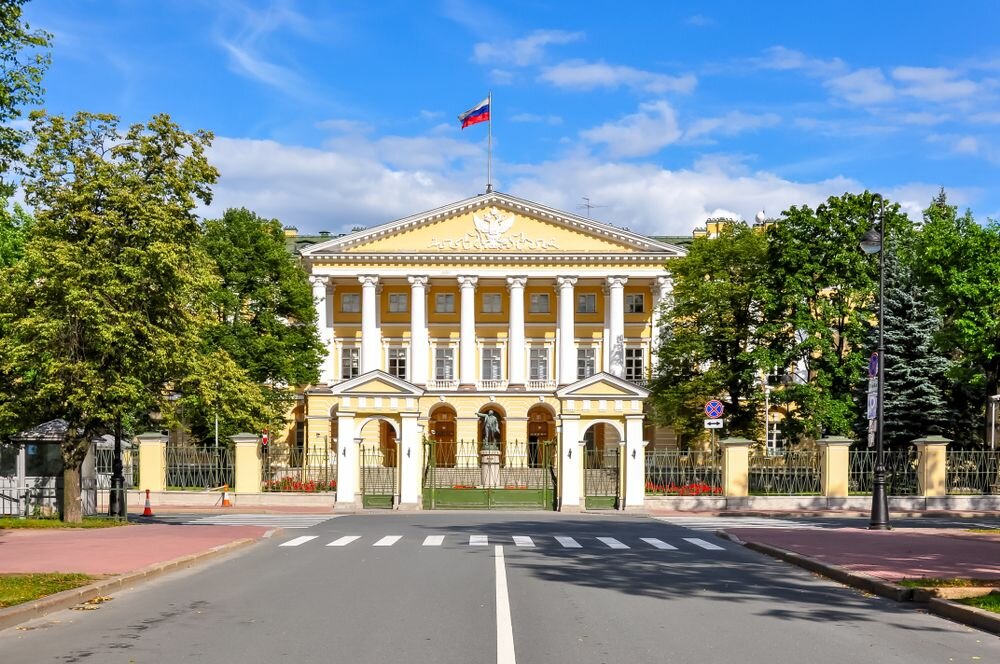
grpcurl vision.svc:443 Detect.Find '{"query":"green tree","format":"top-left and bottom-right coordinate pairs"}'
top-left (650, 221), bottom-right (769, 443)
top-left (181, 207), bottom-right (322, 441)
top-left (0, 200), bottom-right (32, 267)
top-left (914, 190), bottom-right (1000, 445)
top-left (762, 192), bottom-right (911, 442)
top-left (0, 0), bottom-right (51, 195)
top-left (0, 111), bottom-right (266, 521)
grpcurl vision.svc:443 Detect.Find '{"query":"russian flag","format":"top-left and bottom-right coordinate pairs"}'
top-left (458, 96), bottom-right (490, 129)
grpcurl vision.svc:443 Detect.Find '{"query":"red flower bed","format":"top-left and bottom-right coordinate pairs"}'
top-left (263, 478), bottom-right (337, 492)
top-left (645, 481), bottom-right (722, 496)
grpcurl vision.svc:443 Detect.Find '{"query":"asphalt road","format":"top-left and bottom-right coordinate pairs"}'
top-left (3, 512), bottom-right (998, 663)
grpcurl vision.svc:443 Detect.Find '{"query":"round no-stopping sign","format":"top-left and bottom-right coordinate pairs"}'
top-left (705, 400), bottom-right (724, 419)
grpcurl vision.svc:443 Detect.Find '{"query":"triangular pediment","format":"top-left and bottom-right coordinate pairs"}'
top-left (556, 372), bottom-right (650, 399)
top-left (328, 371), bottom-right (424, 396)
top-left (300, 192), bottom-right (685, 258)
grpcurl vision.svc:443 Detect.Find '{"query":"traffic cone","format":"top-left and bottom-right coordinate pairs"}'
top-left (142, 489), bottom-right (154, 517)
top-left (221, 484), bottom-right (233, 508)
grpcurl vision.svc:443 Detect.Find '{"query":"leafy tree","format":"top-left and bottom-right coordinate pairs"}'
top-left (0, 111), bottom-right (266, 521)
top-left (650, 221), bottom-right (769, 443)
top-left (0, 0), bottom-right (51, 195)
top-left (176, 207), bottom-right (322, 441)
top-left (761, 192), bottom-right (911, 442)
top-left (914, 190), bottom-right (1000, 445)
top-left (0, 200), bottom-right (32, 267)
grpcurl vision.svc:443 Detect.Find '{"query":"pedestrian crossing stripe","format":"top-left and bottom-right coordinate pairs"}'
top-left (641, 537), bottom-right (676, 550)
top-left (470, 535), bottom-right (488, 546)
top-left (423, 535), bottom-right (444, 546)
top-left (328, 535), bottom-right (361, 547)
top-left (279, 535), bottom-right (726, 551)
top-left (596, 537), bottom-right (629, 549)
top-left (512, 536), bottom-right (534, 547)
top-left (555, 536), bottom-right (581, 548)
top-left (654, 516), bottom-right (818, 531)
top-left (280, 535), bottom-right (318, 547)
top-left (181, 514), bottom-right (337, 529)
top-left (684, 537), bottom-right (725, 551)
top-left (374, 535), bottom-right (402, 547)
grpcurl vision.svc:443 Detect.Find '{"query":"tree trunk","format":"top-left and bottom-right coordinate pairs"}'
top-left (62, 461), bottom-right (83, 523)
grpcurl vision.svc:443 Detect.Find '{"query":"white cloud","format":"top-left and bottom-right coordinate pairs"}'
top-left (473, 30), bottom-right (583, 67)
top-left (683, 111), bottom-right (780, 142)
top-left (539, 60), bottom-right (697, 94)
top-left (825, 68), bottom-right (896, 105)
top-left (511, 113), bottom-right (563, 125)
top-left (969, 111), bottom-right (1000, 124)
top-left (927, 133), bottom-right (1000, 164)
top-left (891, 66), bottom-right (982, 102)
top-left (580, 101), bottom-right (681, 158)
top-left (753, 46), bottom-right (846, 77)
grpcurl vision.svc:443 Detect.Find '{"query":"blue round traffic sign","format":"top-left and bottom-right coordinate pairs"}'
top-left (705, 400), bottom-right (724, 418)
top-left (868, 353), bottom-right (879, 378)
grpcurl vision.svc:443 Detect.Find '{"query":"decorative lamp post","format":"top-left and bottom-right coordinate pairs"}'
top-left (860, 195), bottom-right (890, 530)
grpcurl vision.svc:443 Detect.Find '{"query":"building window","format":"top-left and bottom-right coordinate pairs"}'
top-left (624, 347), bottom-right (644, 382)
top-left (388, 293), bottom-right (408, 313)
top-left (576, 293), bottom-right (596, 313)
top-left (435, 348), bottom-right (454, 380)
top-left (481, 348), bottom-right (502, 381)
top-left (341, 293), bottom-right (360, 313)
top-left (388, 347), bottom-right (407, 380)
top-left (435, 293), bottom-right (455, 313)
top-left (482, 293), bottom-right (502, 313)
top-left (529, 293), bottom-right (550, 313)
top-left (626, 293), bottom-right (644, 313)
top-left (529, 348), bottom-right (548, 380)
top-left (577, 348), bottom-right (597, 380)
top-left (341, 347), bottom-right (360, 379)
top-left (766, 425), bottom-right (785, 456)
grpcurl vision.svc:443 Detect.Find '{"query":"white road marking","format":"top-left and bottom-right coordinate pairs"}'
top-left (470, 535), bottom-right (488, 546)
top-left (279, 535), bottom-right (317, 547)
top-left (641, 537), bottom-right (677, 550)
top-left (327, 535), bottom-right (361, 547)
top-left (495, 546), bottom-right (517, 664)
top-left (596, 537), bottom-right (629, 549)
top-left (374, 535), bottom-right (402, 547)
top-left (512, 536), bottom-right (534, 547)
top-left (684, 537), bottom-right (725, 551)
top-left (423, 535), bottom-right (445, 546)
top-left (183, 514), bottom-right (336, 529)
top-left (555, 536), bottom-right (581, 548)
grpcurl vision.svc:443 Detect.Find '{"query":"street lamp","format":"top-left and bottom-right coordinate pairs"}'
top-left (861, 195), bottom-right (890, 530)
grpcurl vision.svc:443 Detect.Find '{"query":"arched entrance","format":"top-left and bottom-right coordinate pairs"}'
top-left (581, 420), bottom-right (623, 510)
top-left (358, 417), bottom-right (399, 508)
top-left (526, 404), bottom-right (556, 468)
top-left (428, 404), bottom-right (457, 467)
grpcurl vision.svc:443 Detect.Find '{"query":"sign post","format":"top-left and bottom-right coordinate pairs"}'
top-left (704, 400), bottom-right (725, 457)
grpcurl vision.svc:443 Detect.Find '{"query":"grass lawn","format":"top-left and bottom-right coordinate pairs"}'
top-left (0, 517), bottom-right (128, 529)
top-left (968, 528), bottom-right (1000, 534)
top-left (0, 573), bottom-right (93, 608)
top-left (898, 578), bottom-right (1000, 588)
top-left (958, 593), bottom-right (1000, 613)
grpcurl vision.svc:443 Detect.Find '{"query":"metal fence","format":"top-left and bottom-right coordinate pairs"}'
top-left (946, 450), bottom-right (1000, 495)
top-left (848, 449), bottom-right (918, 495)
top-left (645, 449), bottom-right (722, 495)
top-left (262, 445), bottom-right (337, 492)
top-left (748, 449), bottom-right (821, 495)
top-left (165, 446), bottom-right (234, 490)
top-left (93, 447), bottom-right (138, 489)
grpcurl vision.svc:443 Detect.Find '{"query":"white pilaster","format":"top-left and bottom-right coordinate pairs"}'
top-left (623, 414), bottom-right (645, 510)
top-left (651, 276), bottom-right (672, 365)
top-left (359, 275), bottom-right (379, 373)
top-left (335, 412), bottom-right (358, 509)
top-left (607, 276), bottom-right (627, 377)
top-left (398, 412), bottom-right (422, 508)
top-left (458, 275), bottom-right (478, 387)
top-left (408, 276), bottom-right (429, 386)
top-left (558, 414), bottom-right (581, 511)
top-left (506, 276), bottom-right (528, 388)
top-left (310, 276), bottom-right (335, 384)
top-left (557, 276), bottom-right (577, 385)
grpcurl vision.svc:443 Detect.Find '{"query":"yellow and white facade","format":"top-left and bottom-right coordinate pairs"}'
top-left (296, 191), bottom-right (684, 510)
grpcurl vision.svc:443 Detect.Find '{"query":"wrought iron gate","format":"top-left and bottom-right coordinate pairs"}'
top-left (584, 446), bottom-right (620, 509)
top-left (361, 444), bottom-right (397, 508)
top-left (422, 440), bottom-right (555, 510)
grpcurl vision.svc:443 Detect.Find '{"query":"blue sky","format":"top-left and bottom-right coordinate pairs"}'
top-left (22, 0), bottom-right (1000, 236)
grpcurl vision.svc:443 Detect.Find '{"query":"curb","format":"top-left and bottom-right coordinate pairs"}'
top-left (0, 536), bottom-right (259, 633)
top-left (926, 597), bottom-right (1000, 635)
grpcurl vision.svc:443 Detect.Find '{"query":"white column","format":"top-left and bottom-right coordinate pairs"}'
top-left (623, 414), bottom-right (645, 510)
top-left (607, 276), bottom-right (627, 377)
top-left (651, 276), bottom-right (672, 365)
top-left (310, 276), bottom-right (335, 384)
top-left (398, 412), bottom-right (421, 508)
top-left (358, 275), bottom-right (379, 373)
top-left (458, 275), bottom-right (478, 387)
top-left (335, 412), bottom-right (358, 509)
top-left (506, 276), bottom-right (528, 388)
top-left (557, 276), bottom-right (577, 385)
top-left (558, 415), bottom-right (581, 511)
top-left (408, 276), bottom-right (429, 385)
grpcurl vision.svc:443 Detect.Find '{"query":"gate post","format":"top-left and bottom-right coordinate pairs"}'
top-left (720, 436), bottom-right (751, 507)
top-left (398, 412), bottom-right (422, 510)
top-left (817, 435), bottom-right (852, 505)
top-left (623, 414), bottom-right (646, 511)
top-left (335, 412), bottom-right (360, 510)
top-left (137, 431), bottom-right (167, 493)
top-left (558, 415), bottom-right (581, 512)
top-left (914, 435), bottom-right (950, 497)
top-left (231, 432), bottom-right (262, 494)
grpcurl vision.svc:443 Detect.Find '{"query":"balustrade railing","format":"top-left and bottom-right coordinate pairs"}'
top-left (478, 379), bottom-right (507, 391)
top-left (748, 449), bottom-right (821, 495)
top-left (527, 379), bottom-right (556, 391)
top-left (848, 449), bottom-right (918, 495)
top-left (428, 379), bottom-right (459, 391)
top-left (946, 450), bottom-right (1000, 495)
top-left (645, 449), bottom-right (722, 495)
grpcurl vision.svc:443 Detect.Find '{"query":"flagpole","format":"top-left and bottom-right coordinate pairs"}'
top-left (487, 91), bottom-right (493, 193)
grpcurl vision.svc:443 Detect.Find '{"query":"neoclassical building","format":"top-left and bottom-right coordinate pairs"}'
top-left (286, 191), bottom-right (685, 511)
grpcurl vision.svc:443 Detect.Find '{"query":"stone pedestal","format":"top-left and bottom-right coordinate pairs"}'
top-left (480, 448), bottom-right (501, 488)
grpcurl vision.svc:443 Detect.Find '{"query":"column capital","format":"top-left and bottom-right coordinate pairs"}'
top-left (556, 275), bottom-right (578, 289)
top-left (408, 275), bottom-right (429, 287)
top-left (506, 275), bottom-right (528, 290)
top-left (358, 274), bottom-right (379, 288)
top-left (309, 275), bottom-right (330, 287)
top-left (457, 275), bottom-right (479, 288)
top-left (606, 275), bottom-right (628, 288)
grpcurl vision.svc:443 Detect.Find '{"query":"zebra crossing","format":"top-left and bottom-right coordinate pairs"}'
top-left (654, 516), bottom-right (821, 532)
top-left (276, 533), bottom-right (728, 552)
top-left (176, 514), bottom-right (338, 529)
